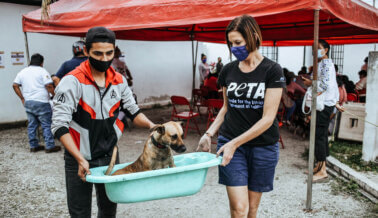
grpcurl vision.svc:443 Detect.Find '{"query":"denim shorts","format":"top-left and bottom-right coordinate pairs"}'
top-left (217, 135), bottom-right (279, 192)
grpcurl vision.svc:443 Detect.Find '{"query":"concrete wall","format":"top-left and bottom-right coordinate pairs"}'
top-left (362, 51), bottom-right (378, 162)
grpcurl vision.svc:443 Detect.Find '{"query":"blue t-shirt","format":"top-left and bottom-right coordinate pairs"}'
top-left (55, 56), bottom-right (87, 79)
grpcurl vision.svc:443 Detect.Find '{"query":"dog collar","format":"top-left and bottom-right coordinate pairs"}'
top-left (151, 136), bottom-right (167, 149)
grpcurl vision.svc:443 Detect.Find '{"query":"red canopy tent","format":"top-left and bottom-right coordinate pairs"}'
top-left (22, 0), bottom-right (378, 210)
top-left (23, 0), bottom-right (378, 45)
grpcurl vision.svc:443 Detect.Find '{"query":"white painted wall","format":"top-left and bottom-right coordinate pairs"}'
top-left (0, 3), bottom-right (198, 124)
top-left (343, 44), bottom-right (375, 82)
top-left (0, 2), bottom-right (376, 124)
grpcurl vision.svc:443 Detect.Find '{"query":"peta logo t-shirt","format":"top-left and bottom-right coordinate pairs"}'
top-left (217, 58), bottom-right (285, 146)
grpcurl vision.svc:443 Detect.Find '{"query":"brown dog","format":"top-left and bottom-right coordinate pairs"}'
top-left (105, 121), bottom-right (186, 176)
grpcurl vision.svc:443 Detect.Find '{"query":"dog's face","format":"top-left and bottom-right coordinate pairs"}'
top-left (153, 121), bottom-right (186, 153)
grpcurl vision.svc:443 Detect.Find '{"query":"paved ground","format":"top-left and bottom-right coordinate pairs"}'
top-left (0, 106), bottom-right (376, 217)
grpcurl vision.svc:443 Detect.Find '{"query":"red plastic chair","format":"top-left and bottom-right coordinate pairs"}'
top-left (347, 93), bottom-right (358, 102)
top-left (206, 99), bottom-right (224, 129)
top-left (170, 96), bottom-right (201, 138)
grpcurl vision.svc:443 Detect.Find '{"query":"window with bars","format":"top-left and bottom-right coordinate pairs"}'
top-left (330, 45), bottom-right (344, 74)
top-left (260, 46), bottom-right (278, 62)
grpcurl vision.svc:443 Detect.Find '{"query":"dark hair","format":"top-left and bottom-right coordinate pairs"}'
top-left (334, 64), bottom-right (338, 73)
top-left (201, 53), bottom-right (206, 59)
top-left (336, 75), bottom-right (343, 87)
top-left (29, 53), bottom-right (44, 66)
top-left (85, 27), bottom-right (116, 52)
top-left (364, 57), bottom-right (368, 63)
top-left (285, 71), bottom-right (295, 85)
top-left (319, 39), bottom-right (330, 56)
top-left (358, 70), bottom-right (367, 77)
top-left (340, 75), bottom-right (349, 84)
top-left (301, 66), bottom-right (307, 73)
top-left (226, 15), bottom-right (262, 54)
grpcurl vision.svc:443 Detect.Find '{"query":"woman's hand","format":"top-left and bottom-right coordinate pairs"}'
top-left (78, 159), bottom-right (91, 182)
top-left (196, 134), bottom-right (212, 152)
top-left (302, 76), bottom-right (312, 86)
top-left (335, 102), bottom-right (345, 112)
top-left (216, 141), bottom-right (237, 166)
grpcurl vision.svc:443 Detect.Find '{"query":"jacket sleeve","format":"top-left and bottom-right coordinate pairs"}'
top-left (120, 76), bottom-right (140, 120)
top-left (51, 75), bottom-right (82, 139)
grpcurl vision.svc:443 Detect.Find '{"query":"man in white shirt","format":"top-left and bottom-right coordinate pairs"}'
top-left (12, 53), bottom-right (61, 153)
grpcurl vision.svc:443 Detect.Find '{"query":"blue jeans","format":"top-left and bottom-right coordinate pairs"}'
top-left (65, 151), bottom-right (119, 218)
top-left (24, 100), bottom-right (55, 149)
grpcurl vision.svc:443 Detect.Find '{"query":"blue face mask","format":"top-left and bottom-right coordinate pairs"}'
top-left (317, 49), bottom-right (324, 58)
top-left (231, 45), bottom-right (249, 61)
top-left (202, 58), bottom-right (207, 63)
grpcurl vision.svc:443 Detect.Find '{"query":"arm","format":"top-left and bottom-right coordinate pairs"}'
top-left (52, 75), bottom-right (60, 87)
top-left (197, 87), bottom-right (228, 152)
top-left (12, 83), bottom-right (25, 105)
top-left (45, 83), bottom-right (55, 97)
top-left (51, 76), bottom-right (89, 181)
top-left (217, 88), bottom-right (283, 166)
top-left (133, 113), bottom-right (155, 129)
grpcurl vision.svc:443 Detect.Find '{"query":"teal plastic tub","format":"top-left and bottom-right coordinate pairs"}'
top-left (86, 152), bottom-right (222, 203)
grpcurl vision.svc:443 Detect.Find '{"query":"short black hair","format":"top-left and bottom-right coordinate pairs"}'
top-left (334, 64), bottom-right (338, 73)
top-left (358, 70), bottom-right (367, 77)
top-left (336, 75), bottom-right (343, 87)
top-left (319, 39), bottom-right (330, 56)
top-left (201, 53), bottom-right (206, 59)
top-left (29, 53), bottom-right (44, 66)
top-left (364, 57), bottom-right (368, 63)
top-left (85, 27), bottom-right (116, 52)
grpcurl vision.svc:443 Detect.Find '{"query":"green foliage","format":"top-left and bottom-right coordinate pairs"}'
top-left (330, 140), bottom-right (378, 172)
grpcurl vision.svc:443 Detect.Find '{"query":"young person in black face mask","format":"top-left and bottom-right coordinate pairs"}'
top-left (197, 15), bottom-right (285, 218)
top-left (52, 27), bottom-right (156, 217)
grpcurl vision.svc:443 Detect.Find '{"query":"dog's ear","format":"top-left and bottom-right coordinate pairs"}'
top-left (156, 125), bottom-right (165, 135)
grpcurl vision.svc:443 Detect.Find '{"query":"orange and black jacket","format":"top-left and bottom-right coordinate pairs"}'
top-left (52, 60), bottom-right (140, 160)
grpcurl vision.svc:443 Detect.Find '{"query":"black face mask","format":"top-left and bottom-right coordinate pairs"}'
top-left (89, 56), bottom-right (113, 72)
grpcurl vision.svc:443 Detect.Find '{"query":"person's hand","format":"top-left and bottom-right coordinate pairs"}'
top-left (302, 76), bottom-right (312, 86)
top-left (78, 159), bottom-right (90, 182)
top-left (21, 98), bottom-right (25, 105)
top-left (216, 141), bottom-right (237, 166)
top-left (335, 102), bottom-right (345, 112)
top-left (196, 134), bottom-right (212, 152)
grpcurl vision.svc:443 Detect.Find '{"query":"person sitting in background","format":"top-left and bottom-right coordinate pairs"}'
top-left (286, 71), bottom-right (306, 97)
top-left (340, 75), bottom-right (356, 94)
top-left (52, 41), bottom-right (87, 86)
top-left (203, 72), bottom-right (219, 99)
top-left (296, 69), bottom-right (308, 89)
top-left (355, 70), bottom-right (367, 102)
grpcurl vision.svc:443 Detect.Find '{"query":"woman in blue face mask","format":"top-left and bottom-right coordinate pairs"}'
top-left (199, 53), bottom-right (212, 86)
top-left (197, 15), bottom-right (285, 218)
top-left (302, 39), bottom-right (344, 183)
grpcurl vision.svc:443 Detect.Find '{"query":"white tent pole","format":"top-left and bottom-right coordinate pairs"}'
top-left (306, 9), bottom-right (320, 211)
top-left (24, 32), bottom-right (30, 65)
